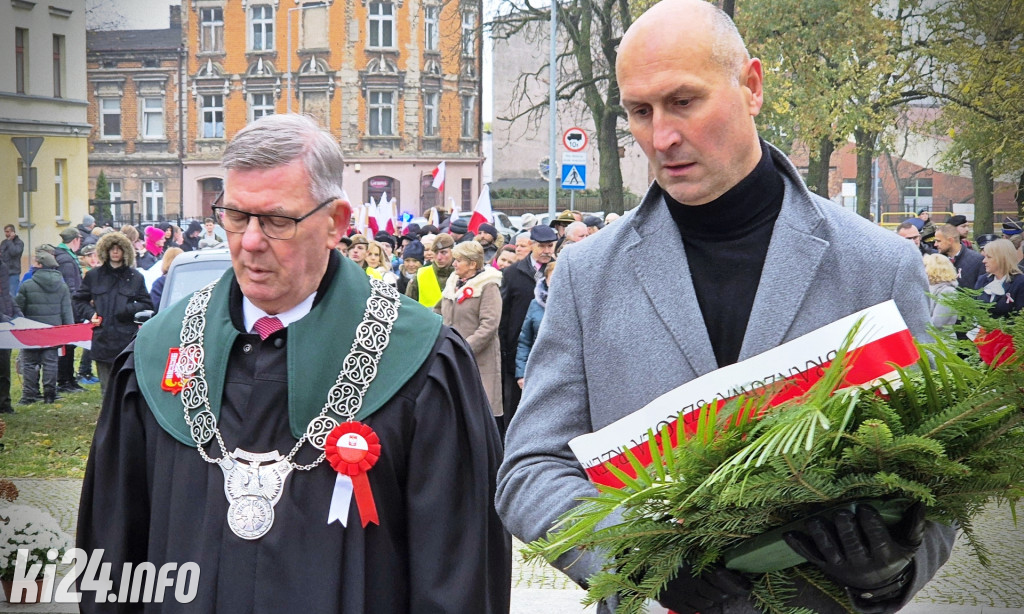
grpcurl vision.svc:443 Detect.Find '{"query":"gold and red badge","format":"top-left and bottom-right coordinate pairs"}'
top-left (161, 347), bottom-right (184, 394)
top-left (325, 421), bottom-right (381, 527)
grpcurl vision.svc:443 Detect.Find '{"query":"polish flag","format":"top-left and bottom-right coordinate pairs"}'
top-left (467, 185), bottom-right (493, 234)
top-left (427, 207), bottom-right (440, 228)
top-left (0, 319), bottom-right (94, 350)
top-left (431, 161), bottom-right (446, 192)
top-left (366, 198), bottom-right (380, 236)
top-left (376, 194), bottom-right (396, 235)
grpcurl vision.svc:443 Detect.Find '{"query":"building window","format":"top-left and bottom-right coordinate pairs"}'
top-left (461, 12), bottom-right (476, 57)
top-left (423, 91), bottom-right (439, 136)
top-left (16, 28), bottom-right (28, 94)
top-left (903, 178), bottom-right (934, 210)
top-left (54, 159), bottom-right (67, 219)
top-left (143, 180), bottom-right (165, 220)
top-left (109, 180), bottom-right (122, 202)
top-left (461, 94), bottom-right (475, 138)
top-left (141, 97), bottom-right (165, 139)
top-left (461, 178), bottom-right (472, 212)
top-left (200, 7), bottom-right (224, 52)
top-left (53, 35), bottom-right (65, 98)
top-left (368, 3), bottom-right (395, 48)
top-left (201, 94), bottom-right (225, 138)
top-left (250, 4), bottom-right (275, 51)
top-left (300, 3), bottom-right (329, 49)
top-left (424, 5), bottom-right (439, 52)
top-left (100, 98), bottom-right (121, 138)
top-left (250, 92), bottom-right (275, 122)
top-left (368, 90), bottom-right (395, 136)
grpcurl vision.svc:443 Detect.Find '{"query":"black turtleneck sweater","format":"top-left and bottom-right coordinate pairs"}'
top-left (666, 140), bottom-right (785, 368)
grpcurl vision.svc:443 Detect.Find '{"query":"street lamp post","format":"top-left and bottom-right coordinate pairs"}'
top-left (286, 1), bottom-right (327, 113)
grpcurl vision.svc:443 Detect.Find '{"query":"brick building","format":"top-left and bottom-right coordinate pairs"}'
top-left (181, 0), bottom-right (484, 220)
top-left (86, 6), bottom-right (184, 226)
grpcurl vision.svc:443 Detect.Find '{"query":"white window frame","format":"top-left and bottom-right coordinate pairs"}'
top-left (250, 92), bottom-right (275, 122)
top-left (200, 94), bottom-right (225, 138)
top-left (461, 11), bottom-right (476, 57)
top-left (53, 34), bottom-right (65, 98)
top-left (902, 178), bottom-right (934, 210)
top-left (249, 4), bottom-right (275, 52)
top-left (368, 90), bottom-right (395, 136)
top-left (100, 97), bottom-right (121, 139)
top-left (141, 96), bottom-right (165, 139)
top-left (423, 91), bottom-right (439, 137)
top-left (143, 180), bottom-right (165, 220)
top-left (200, 6), bottom-right (224, 52)
top-left (424, 5), bottom-right (439, 52)
top-left (108, 180), bottom-right (122, 202)
top-left (54, 159), bottom-right (67, 219)
top-left (461, 94), bottom-right (475, 138)
top-left (368, 3), bottom-right (395, 49)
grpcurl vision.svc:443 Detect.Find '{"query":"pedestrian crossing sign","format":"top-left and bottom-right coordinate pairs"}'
top-left (561, 164), bottom-right (586, 190)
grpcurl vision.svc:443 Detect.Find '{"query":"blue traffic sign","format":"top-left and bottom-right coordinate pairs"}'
top-left (561, 164), bottom-right (586, 190)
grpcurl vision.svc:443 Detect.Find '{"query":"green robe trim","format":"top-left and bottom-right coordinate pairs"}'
top-left (134, 257), bottom-right (443, 447)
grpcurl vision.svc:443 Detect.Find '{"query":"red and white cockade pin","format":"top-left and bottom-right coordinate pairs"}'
top-left (457, 286), bottom-right (475, 304)
top-left (325, 421), bottom-right (381, 527)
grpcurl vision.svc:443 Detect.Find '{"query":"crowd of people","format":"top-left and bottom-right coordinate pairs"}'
top-left (0, 215), bottom-right (230, 411)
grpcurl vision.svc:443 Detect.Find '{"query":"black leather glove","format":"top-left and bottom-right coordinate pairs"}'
top-left (655, 562), bottom-right (752, 614)
top-left (783, 502), bottom-right (926, 613)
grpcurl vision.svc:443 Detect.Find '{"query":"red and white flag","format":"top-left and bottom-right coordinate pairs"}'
top-left (375, 194), bottom-right (396, 235)
top-left (431, 161), bottom-right (446, 192)
top-left (365, 198), bottom-right (380, 236)
top-left (468, 185), bottom-right (493, 234)
top-left (427, 207), bottom-right (440, 228)
top-left (0, 319), bottom-right (94, 350)
top-left (569, 300), bottom-right (920, 489)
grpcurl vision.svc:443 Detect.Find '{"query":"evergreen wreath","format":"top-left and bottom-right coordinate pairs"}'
top-left (524, 291), bottom-right (1024, 614)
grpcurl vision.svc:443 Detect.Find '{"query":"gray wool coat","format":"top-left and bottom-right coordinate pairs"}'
top-left (495, 144), bottom-right (955, 614)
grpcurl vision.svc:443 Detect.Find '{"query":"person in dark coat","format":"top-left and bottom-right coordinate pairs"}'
top-left (73, 231), bottom-right (153, 397)
top-left (0, 258), bottom-right (20, 413)
top-left (76, 113), bottom-right (510, 613)
top-left (1, 224), bottom-right (25, 297)
top-left (515, 261), bottom-right (555, 389)
top-left (15, 252), bottom-right (73, 404)
top-left (974, 238), bottom-right (1024, 317)
top-left (498, 225), bottom-right (556, 427)
top-left (77, 214), bottom-right (99, 251)
top-left (136, 226), bottom-right (165, 270)
top-left (934, 223), bottom-right (984, 291)
top-left (182, 220), bottom-right (203, 252)
top-left (55, 228), bottom-right (85, 394)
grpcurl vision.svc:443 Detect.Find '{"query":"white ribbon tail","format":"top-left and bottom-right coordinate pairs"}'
top-left (328, 474), bottom-right (354, 527)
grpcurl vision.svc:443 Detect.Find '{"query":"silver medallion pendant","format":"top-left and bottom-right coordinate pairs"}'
top-left (219, 448), bottom-right (294, 540)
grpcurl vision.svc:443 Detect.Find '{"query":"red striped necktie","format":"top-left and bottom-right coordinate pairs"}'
top-left (252, 316), bottom-right (283, 340)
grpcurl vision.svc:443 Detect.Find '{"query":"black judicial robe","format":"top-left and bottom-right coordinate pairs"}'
top-left (77, 253), bottom-right (511, 613)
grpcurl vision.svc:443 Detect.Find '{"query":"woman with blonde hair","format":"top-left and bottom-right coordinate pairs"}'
top-left (437, 241), bottom-right (503, 421)
top-left (149, 247), bottom-right (184, 312)
top-left (364, 241), bottom-right (397, 286)
top-left (922, 253), bottom-right (958, 328)
top-left (975, 238), bottom-right (1024, 317)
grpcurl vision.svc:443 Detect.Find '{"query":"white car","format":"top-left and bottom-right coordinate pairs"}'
top-left (158, 249), bottom-right (233, 312)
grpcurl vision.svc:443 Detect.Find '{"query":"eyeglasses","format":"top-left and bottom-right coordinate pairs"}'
top-left (211, 193), bottom-right (337, 241)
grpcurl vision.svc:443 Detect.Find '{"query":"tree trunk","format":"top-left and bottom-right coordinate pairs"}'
top-left (805, 136), bottom-right (835, 198)
top-left (596, 108), bottom-right (626, 214)
top-left (970, 157), bottom-right (994, 237)
top-left (1017, 169), bottom-right (1024, 220)
top-left (854, 128), bottom-right (876, 221)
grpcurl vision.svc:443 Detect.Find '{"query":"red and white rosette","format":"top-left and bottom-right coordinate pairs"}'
top-left (458, 286), bottom-right (475, 304)
top-left (325, 421), bottom-right (381, 527)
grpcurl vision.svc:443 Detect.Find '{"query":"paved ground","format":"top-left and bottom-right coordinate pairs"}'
top-left (3, 478), bottom-right (1023, 612)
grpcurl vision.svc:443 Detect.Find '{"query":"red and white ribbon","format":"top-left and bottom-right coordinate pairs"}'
top-left (0, 318), bottom-right (94, 350)
top-left (569, 300), bottom-right (920, 489)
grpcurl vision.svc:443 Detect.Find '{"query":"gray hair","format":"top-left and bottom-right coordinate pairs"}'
top-left (707, 5), bottom-right (749, 83)
top-left (222, 114), bottom-right (344, 203)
